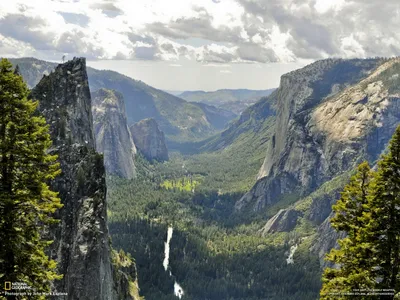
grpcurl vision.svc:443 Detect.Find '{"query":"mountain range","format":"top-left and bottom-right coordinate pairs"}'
top-left (179, 89), bottom-right (275, 114)
top-left (9, 57), bottom-right (237, 144)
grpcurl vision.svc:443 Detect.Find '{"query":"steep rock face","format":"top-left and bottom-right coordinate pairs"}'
top-left (259, 208), bottom-right (301, 235)
top-left (237, 58), bottom-right (400, 212)
top-left (92, 88), bottom-right (136, 179)
top-left (310, 212), bottom-right (346, 269)
top-left (236, 57), bottom-right (400, 269)
top-left (130, 118), bottom-right (169, 161)
top-left (30, 58), bottom-right (137, 300)
top-left (31, 58), bottom-right (95, 148)
top-left (307, 188), bottom-right (342, 225)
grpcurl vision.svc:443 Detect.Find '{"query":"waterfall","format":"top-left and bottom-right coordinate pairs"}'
top-left (286, 244), bottom-right (298, 264)
top-left (163, 226), bottom-right (185, 299)
top-left (163, 227), bottom-right (173, 271)
top-left (174, 282), bottom-right (184, 298)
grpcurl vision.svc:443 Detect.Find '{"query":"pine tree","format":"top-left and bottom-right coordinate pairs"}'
top-left (320, 161), bottom-right (375, 299)
top-left (366, 125), bottom-right (400, 295)
top-left (321, 126), bottom-right (400, 299)
top-left (0, 58), bottom-right (63, 294)
top-left (13, 65), bottom-right (20, 76)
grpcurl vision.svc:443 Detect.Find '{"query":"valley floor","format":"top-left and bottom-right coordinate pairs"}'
top-left (107, 151), bottom-right (322, 300)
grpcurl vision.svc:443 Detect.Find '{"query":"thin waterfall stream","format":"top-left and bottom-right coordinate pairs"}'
top-left (163, 227), bottom-right (184, 299)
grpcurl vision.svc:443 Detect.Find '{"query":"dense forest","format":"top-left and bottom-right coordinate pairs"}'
top-left (107, 152), bottom-right (322, 300)
top-left (108, 124), bottom-right (400, 299)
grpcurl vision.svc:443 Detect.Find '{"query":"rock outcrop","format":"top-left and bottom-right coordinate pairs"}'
top-left (237, 58), bottom-right (400, 212)
top-left (259, 209), bottom-right (301, 235)
top-left (310, 212), bottom-right (346, 269)
top-left (30, 58), bottom-right (139, 299)
top-left (130, 118), bottom-right (169, 162)
top-left (92, 88), bottom-right (136, 179)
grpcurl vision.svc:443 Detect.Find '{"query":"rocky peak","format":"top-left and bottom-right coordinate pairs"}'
top-left (92, 88), bottom-right (136, 179)
top-left (234, 57), bottom-right (400, 269)
top-left (31, 57), bottom-right (94, 149)
top-left (31, 58), bottom-right (138, 299)
top-left (130, 118), bottom-right (169, 162)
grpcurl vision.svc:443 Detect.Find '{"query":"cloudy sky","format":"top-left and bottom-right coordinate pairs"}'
top-left (0, 0), bottom-right (399, 91)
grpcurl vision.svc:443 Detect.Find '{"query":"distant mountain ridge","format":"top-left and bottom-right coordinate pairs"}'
top-left (8, 57), bottom-right (237, 144)
top-left (179, 88), bottom-right (275, 114)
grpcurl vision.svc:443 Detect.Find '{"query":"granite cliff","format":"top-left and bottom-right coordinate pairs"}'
top-left (232, 57), bottom-right (400, 266)
top-left (237, 58), bottom-right (399, 211)
top-left (92, 88), bottom-right (137, 179)
top-left (30, 58), bottom-right (140, 299)
top-left (130, 118), bottom-right (169, 162)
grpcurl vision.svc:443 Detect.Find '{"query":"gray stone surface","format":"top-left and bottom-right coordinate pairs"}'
top-left (310, 212), bottom-right (346, 269)
top-left (235, 57), bottom-right (400, 267)
top-left (260, 209), bottom-right (302, 235)
top-left (130, 118), bottom-right (169, 162)
top-left (92, 88), bottom-right (137, 179)
top-left (31, 58), bottom-right (137, 300)
top-left (237, 58), bottom-right (400, 212)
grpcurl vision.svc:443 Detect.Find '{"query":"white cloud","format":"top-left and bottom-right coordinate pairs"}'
top-left (340, 34), bottom-right (366, 58)
top-left (0, 34), bottom-right (36, 57)
top-left (314, 0), bottom-right (345, 14)
top-left (202, 63), bottom-right (231, 67)
top-left (0, 0), bottom-right (399, 63)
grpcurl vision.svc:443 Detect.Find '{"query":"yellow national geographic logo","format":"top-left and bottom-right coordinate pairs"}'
top-left (4, 282), bottom-right (11, 291)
